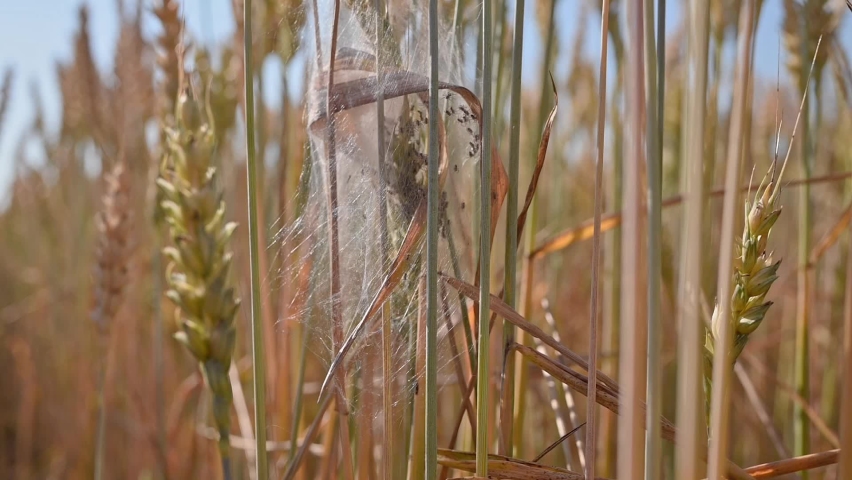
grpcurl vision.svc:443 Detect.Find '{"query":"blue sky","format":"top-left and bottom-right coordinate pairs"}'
top-left (2, 1), bottom-right (852, 204)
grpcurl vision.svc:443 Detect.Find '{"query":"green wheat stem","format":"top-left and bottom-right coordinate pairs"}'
top-left (242, 0), bottom-right (269, 476)
top-left (500, 0), bottom-right (524, 458)
top-left (512, 0), bottom-right (557, 456)
top-left (794, 18), bottom-right (813, 473)
top-left (425, 0), bottom-right (440, 477)
top-left (512, 0), bottom-right (556, 453)
top-left (644, 0), bottom-right (663, 477)
top-left (476, 0), bottom-right (494, 475)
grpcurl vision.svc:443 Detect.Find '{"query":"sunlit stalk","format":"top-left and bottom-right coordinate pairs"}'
top-left (243, 0), bottom-right (269, 476)
top-left (476, 0), bottom-right (494, 474)
top-left (617, 0), bottom-right (647, 476)
top-left (706, 1), bottom-right (756, 477)
top-left (499, 0), bottom-right (525, 458)
top-left (587, 0), bottom-right (611, 477)
top-left (675, 0), bottom-right (710, 477)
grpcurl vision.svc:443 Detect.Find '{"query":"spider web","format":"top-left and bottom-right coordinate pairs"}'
top-left (272, 0), bottom-right (485, 431)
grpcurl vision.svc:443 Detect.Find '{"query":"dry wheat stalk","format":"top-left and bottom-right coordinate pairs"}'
top-left (158, 90), bottom-right (240, 467)
top-left (91, 162), bottom-right (133, 331)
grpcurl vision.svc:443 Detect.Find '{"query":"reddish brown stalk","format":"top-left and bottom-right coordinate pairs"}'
top-left (324, 0), bottom-right (355, 478)
top-left (841, 201), bottom-right (852, 480)
top-left (743, 449), bottom-right (839, 478)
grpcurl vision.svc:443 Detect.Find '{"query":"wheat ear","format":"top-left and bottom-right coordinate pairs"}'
top-left (158, 90), bottom-right (240, 476)
top-left (91, 161), bottom-right (132, 480)
top-left (92, 162), bottom-right (133, 331)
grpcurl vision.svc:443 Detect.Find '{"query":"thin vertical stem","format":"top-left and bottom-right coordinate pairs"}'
top-left (794, 17), bottom-right (813, 475)
top-left (425, 0), bottom-right (440, 476)
top-left (676, 0), bottom-right (710, 477)
top-left (288, 320), bottom-right (310, 468)
top-left (152, 235), bottom-right (167, 480)
top-left (493, 0), bottom-right (508, 137)
top-left (588, 0), bottom-right (610, 478)
top-left (373, 0), bottom-right (394, 478)
top-left (451, 0), bottom-right (464, 49)
top-left (325, 1), bottom-right (355, 477)
top-left (513, 0), bottom-right (557, 457)
top-left (839, 212), bottom-right (852, 479)
top-left (643, 0), bottom-right (663, 476)
top-left (707, 1), bottom-right (755, 477)
top-left (500, 0), bottom-right (525, 458)
top-left (476, 0), bottom-right (494, 475)
top-left (410, 279), bottom-right (428, 480)
top-left (243, 0), bottom-right (269, 476)
top-left (94, 339), bottom-right (110, 480)
top-left (617, 0), bottom-right (646, 477)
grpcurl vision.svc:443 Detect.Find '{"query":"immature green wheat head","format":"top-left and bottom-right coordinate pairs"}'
top-left (157, 90), bottom-right (239, 460)
top-left (704, 170), bottom-right (783, 392)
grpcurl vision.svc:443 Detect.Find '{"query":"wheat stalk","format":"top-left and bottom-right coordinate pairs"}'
top-left (158, 91), bottom-right (239, 478)
top-left (91, 161), bottom-right (132, 480)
